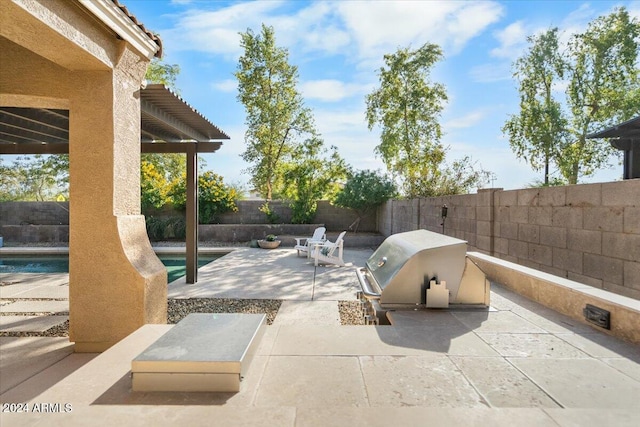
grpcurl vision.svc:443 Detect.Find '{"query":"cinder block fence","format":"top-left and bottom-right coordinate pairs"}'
top-left (378, 179), bottom-right (640, 300)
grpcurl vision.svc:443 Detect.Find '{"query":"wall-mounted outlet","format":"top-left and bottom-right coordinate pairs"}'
top-left (583, 304), bottom-right (610, 329)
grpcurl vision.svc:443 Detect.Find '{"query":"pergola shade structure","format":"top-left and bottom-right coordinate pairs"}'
top-left (0, 84), bottom-right (230, 283)
top-left (587, 115), bottom-right (640, 180)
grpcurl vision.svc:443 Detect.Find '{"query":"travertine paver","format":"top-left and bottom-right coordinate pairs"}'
top-left (0, 315), bottom-right (67, 332)
top-left (272, 300), bottom-right (340, 326)
top-left (0, 300), bottom-right (69, 313)
top-left (255, 355), bottom-right (368, 407)
top-left (452, 311), bottom-right (547, 334)
top-left (0, 284), bottom-right (69, 299)
top-left (510, 358), bottom-right (640, 408)
top-left (450, 356), bottom-right (560, 408)
top-left (476, 333), bottom-right (591, 358)
top-left (360, 355), bottom-right (484, 407)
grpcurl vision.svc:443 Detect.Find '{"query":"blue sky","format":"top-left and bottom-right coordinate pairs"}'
top-left (124, 0), bottom-right (640, 191)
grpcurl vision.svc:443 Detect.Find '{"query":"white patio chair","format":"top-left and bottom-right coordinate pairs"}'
top-left (312, 231), bottom-right (346, 267)
top-left (294, 226), bottom-right (326, 257)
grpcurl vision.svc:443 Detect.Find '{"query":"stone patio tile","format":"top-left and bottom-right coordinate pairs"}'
top-left (555, 332), bottom-right (640, 360)
top-left (510, 358), bottom-right (640, 408)
top-left (0, 284), bottom-right (69, 299)
top-left (296, 407), bottom-right (558, 427)
top-left (0, 316), bottom-right (67, 333)
top-left (601, 357), bottom-right (640, 382)
top-left (507, 305), bottom-right (594, 334)
top-left (0, 353), bottom-right (96, 403)
top-left (545, 408), bottom-right (640, 427)
top-left (271, 325), bottom-right (403, 356)
top-left (451, 311), bottom-right (547, 334)
top-left (359, 355), bottom-right (484, 407)
top-left (168, 248), bottom-right (315, 300)
top-left (0, 406), bottom-right (296, 427)
top-left (476, 333), bottom-right (591, 358)
top-left (272, 300), bottom-right (340, 326)
top-left (254, 355), bottom-right (368, 407)
top-left (0, 273), bottom-right (68, 289)
top-left (390, 325), bottom-right (500, 356)
top-left (450, 356), bottom-right (559, 408)
top-left (0, 337), bottom-right (74, 395)
top-left (0, 300), bottom-right (69, 314)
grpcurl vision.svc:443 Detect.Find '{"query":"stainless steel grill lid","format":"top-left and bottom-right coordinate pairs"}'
top-left (364, 230), bottom-right (467, 304)
top-left (357, 229), bottom-right (489, 312)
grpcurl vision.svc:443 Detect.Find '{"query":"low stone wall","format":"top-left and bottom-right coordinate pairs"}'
top-left (199, 224), bottom-right (322, 243)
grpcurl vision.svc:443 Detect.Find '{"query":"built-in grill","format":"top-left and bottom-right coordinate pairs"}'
top-left (356, 230), bottom-right (489, 324)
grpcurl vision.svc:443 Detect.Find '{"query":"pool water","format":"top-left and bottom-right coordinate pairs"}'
top-left (0, 255), bottom-right (220, 283)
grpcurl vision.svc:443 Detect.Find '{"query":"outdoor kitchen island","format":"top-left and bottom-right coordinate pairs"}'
top-left (356, 230), bottom-right (491, 325)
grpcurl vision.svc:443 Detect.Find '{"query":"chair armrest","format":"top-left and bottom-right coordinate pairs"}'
top-left (294, 238), bottom-right (306, 245)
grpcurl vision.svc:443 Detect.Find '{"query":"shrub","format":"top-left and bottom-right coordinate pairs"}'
top-left (333, 170), bottom-right (397, 231)
top-left (169, 171), bottom-right (238, 223)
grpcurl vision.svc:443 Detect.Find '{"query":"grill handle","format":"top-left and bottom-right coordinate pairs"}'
top-left (356, 267), bottom-right (381, 300)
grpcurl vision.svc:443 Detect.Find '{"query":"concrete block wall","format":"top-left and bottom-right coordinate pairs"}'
top-left (154, 200), bottom-right (376, 232)
top-left (0, 200), bottom-right (378, 244)
top-left (378, 180), bottom-right (640, 300)
top-left (0, 202), bottom-right (69, 225)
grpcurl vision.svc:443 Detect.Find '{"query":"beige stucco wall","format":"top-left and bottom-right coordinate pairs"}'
top-left (1, 0), bottom-right (167, 351)
top-left (379, 180), bottom-right (640, 300)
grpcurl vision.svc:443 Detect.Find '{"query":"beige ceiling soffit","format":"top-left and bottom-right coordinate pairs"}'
top-left (78, 0), bottom-right (159, 60)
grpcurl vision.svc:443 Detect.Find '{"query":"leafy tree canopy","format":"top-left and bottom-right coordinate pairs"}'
top-left (235, 24), bottom-right (317, 200)
top-left (366, 43), bottom-right (490, 197)
top-left (282, 138), bottom-right (349, 223)
top-left (505, 7), bottom-right (640, 185)
top-left (333, 169), bottom-right (397, 216)
top-left (502, 28), bottom-right (567, 185)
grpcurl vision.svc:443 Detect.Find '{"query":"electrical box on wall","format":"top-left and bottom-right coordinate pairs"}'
top-left (583, 304), bottom-right (610, 329)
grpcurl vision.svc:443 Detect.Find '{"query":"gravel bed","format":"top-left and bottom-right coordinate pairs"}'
top-left (168, 298), bottom-right (282, 325)
top-left (338, 301), bottom-right (366, 325)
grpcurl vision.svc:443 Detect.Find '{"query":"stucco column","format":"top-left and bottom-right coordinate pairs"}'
top-left (69, 46), bottom-right (167, 352)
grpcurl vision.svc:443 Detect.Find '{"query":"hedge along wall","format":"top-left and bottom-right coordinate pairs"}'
top-left (378, 179), bottom-right (640, 300)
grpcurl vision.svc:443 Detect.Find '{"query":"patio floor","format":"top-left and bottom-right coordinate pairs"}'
top-left (1, 247), bottom-right (639, 426)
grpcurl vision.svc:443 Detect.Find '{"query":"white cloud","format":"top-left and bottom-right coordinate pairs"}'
top-left (211, 79), bottom-right (237, 93)
top-left (336, 1), bottom-right (503, 63)
top-left (161, 1), bottom-right (286, 58)
top-left (490, 21), bottom-right (528, 59)
top-left (443, 110), bottom-right (488, 130)
top-left (300, 79), bottom-right (371, 102)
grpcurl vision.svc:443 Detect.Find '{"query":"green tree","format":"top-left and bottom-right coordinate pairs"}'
top-left (333, 170), bottom-right (397, 231)
top-left (365, 43), bottom-right (449, 198)
top-left (0, 155), bottom-right (67, 201)
top-left (145, 58), bottom-right (180, 92)
top-left (562, 8), bottom-right (640, 184)
top-left (282, 139), bottom-right (348, 224)
top-left (235, 24), bottom-right (316, 200)
top-left (502, 28), bottom-right (568, 185)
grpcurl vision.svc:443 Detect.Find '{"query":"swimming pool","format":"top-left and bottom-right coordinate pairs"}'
top-left (0, 255), bottom-right (221, 283)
